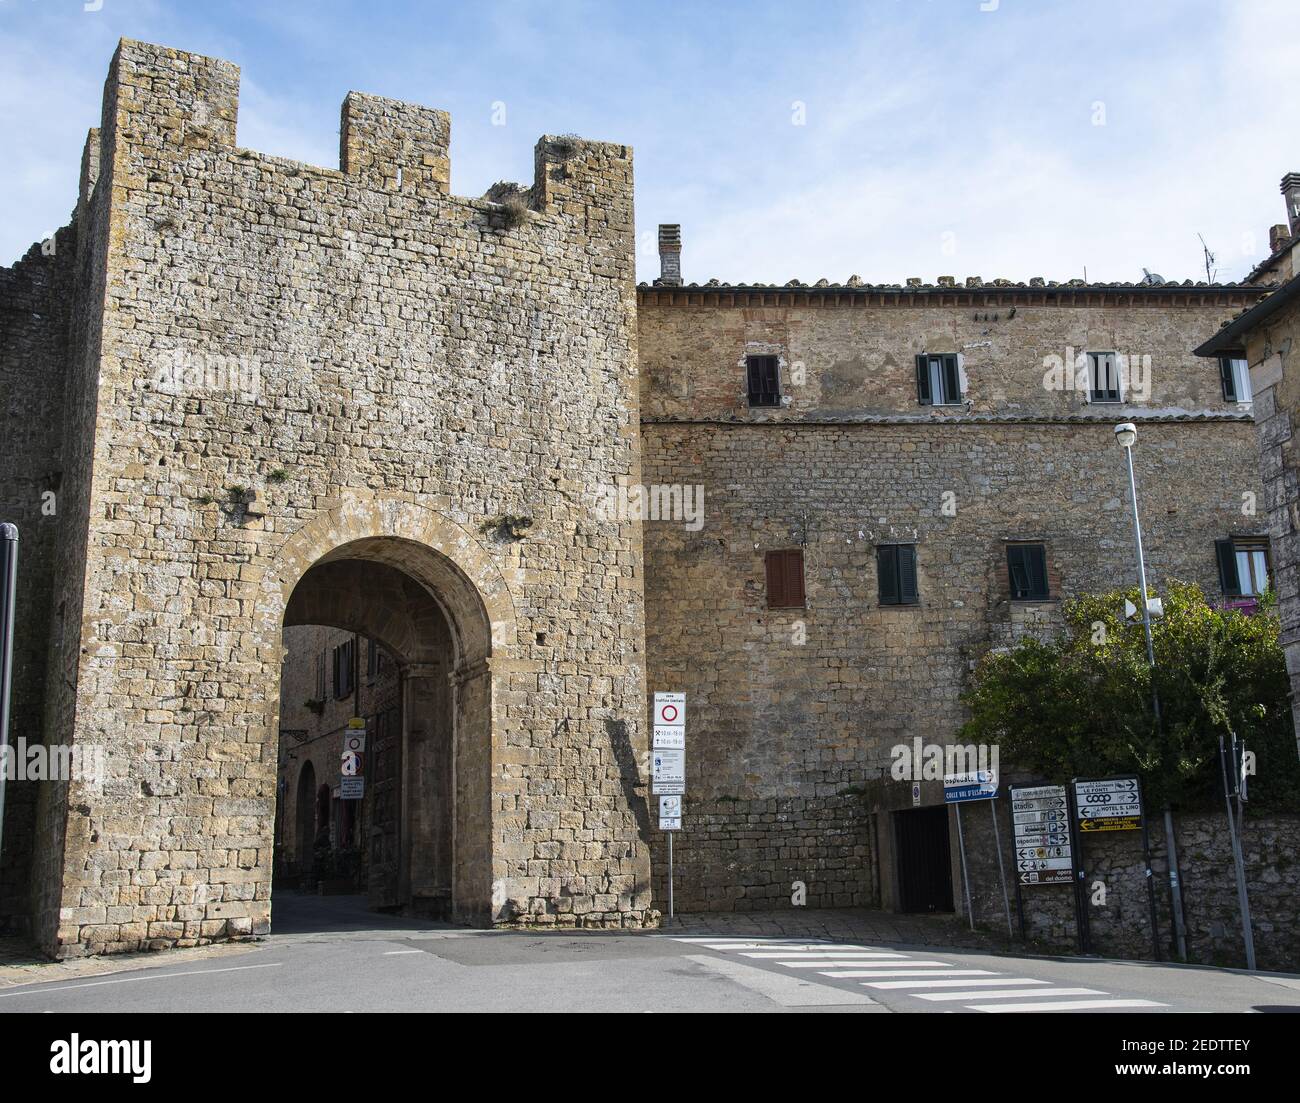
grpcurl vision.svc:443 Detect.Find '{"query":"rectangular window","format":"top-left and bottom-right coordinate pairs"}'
top-left (1007, 543), bottom-right (1050, 600)
top-left (764, 548), bottom-right (805, 608)
top-left (1216, 537), bottom-right (1270, 597)
top-left (915, 354), bottom-right (961, 405)
top-left (1088, 352), bottom-right (1121, 402)
top-left (877, 544), bottom-right (919, 606)
top-left (315, 652), bottom-right (326, 701)
top-left (366, 638), bottom-right (378, 677)
top-left (746, 355), bottom-right (781, 407)
top-left (1219, 357), bottom-right (1252, 404)
top-left (333, 639), bottom-right (355, 699)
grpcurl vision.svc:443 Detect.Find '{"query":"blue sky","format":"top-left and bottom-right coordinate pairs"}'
top-left (1, 0), bottom-right (1295, 283)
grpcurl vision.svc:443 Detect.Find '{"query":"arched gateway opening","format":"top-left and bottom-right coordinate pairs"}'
top-left (267, 533), bottom-right (498, 926)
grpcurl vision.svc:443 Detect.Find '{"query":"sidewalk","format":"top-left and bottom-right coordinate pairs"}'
top-left (0, 935), bottom-right (259, 990)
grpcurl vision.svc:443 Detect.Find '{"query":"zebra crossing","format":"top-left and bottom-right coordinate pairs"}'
top-left (673, 936), bottom-right (1167, 1012)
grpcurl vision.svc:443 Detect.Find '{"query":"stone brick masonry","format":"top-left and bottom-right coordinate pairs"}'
top-left (1, 39), bottom-right (652, 954)
top-left (2, 38), bottom-right (1296, 965)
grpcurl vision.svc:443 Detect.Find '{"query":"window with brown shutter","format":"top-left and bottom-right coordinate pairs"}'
top-left (765, 548), bottom-right (805, 608)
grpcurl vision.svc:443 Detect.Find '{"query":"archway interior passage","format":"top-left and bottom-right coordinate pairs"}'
top-left (269, 538), bottom-right (492, 924)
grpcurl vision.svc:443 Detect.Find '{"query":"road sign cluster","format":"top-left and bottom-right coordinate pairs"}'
top-left (1010, 784), bottom-right (1073, 885)
top-left (1074, 777), bottom-right (1141, 832)
top-left (652, 692), bottom-right (685, 829)
top-left (340, 718), bottom-right (365, 799)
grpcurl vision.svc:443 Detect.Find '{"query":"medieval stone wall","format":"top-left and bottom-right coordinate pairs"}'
top-left (0, 229), bottom-right (76, 932)
top-left (5, 38), bottom-right (650, 955)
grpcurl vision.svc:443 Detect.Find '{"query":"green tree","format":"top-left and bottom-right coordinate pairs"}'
top-left (960, 581), bottom-right (1300, 811)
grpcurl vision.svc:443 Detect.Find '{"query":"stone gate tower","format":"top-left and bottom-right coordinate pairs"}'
top-left (0, 39), bottom-right (653, 955)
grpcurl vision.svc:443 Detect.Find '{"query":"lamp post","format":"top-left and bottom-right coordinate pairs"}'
top-left (1113, 423), bottom-right (1170, 961)
top-left (1114, 423), bottom-right (1158, 677)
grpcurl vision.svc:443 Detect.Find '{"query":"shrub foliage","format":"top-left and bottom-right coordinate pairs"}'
top-left (960, 581), bottom-right (1300, 811)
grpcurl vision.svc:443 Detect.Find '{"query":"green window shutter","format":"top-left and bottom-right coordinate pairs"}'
top-left (915, 355), bottom-right (932, 405)
top-left (899, 545), bottom-right (919, 603)
top-left (1219, 358), bottom-right (1238, 402)
top-left (1027, 545), bottom-right (1048, 599)
top-left (1007, 545), bottom-right (1028, 599)
top-left (878, 545), bottom-right (900, 604)
top-left (943, 355), bottom-right (960, 403)
top-left (1215, 539), bottom-right (1241, 596)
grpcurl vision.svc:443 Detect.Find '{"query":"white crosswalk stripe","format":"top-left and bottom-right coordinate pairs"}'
top-left (972, 998), bottom-right (1166, 1012)
top-left (673, 935), bottom-right (1168, 1012)
top-left (917, 986), bottom-right (1104, 1002)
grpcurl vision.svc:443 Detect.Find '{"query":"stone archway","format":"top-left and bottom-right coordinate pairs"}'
top-left (257, 497), bottom-right (516, 927)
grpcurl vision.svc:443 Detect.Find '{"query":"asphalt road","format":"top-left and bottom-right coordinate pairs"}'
top-left (2, 895), bottom-right (1297, 1014)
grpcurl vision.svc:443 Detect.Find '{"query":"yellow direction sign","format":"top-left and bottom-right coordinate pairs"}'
top-left (1079, 815), bottom-right (1141, 832)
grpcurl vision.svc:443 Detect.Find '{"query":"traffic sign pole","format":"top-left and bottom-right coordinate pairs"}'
top-left (990, 796), bottom-right (1012, 939)
top-left (1219, 735), bottom-right (1256, 970)
top-left (1137, 778), bottom-right (1161, 961)
top-left (1067, 782), bottom-right (1089, 955)
top-left (954, 803), bottom-right (974, 931)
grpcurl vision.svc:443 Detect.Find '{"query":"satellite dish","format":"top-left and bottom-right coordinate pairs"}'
top-left (1140, 268), bottom-right (1165, 285)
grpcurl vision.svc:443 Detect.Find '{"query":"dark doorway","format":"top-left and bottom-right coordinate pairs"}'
top-left (894, 806), bottom-right (954, 913)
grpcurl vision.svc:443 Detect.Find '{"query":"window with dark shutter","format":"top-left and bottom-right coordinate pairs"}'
top-left (333, 639), bottom-right (355, 699)
top-left (916, 354), bottom-right (961, 405)
top-left (1088, 352), bottom-right (1121, 402)
top-left (1007, 543), bottom-right (1049, 600)
top-left (765, 548), bottom-right (805, 608)
top-left (1219, 358), bottom-right (1238, 402)
top-left (878, 544), bottom-right (919, 605)
top-left (1218, 357), bottom-right (1251, 404)
top-left (1217, 537), bottom-right (1270, 597)
top-left (746, 355), bottom-right (781, 407)
top-left (1215, 539), bottom-right (1241, 596)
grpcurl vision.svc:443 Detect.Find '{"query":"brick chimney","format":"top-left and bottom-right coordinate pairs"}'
top-left (656, 224), bottom-right (682, 286)
top-left (1270, 224), bottom-right (1291, 253)
top-left (1282, 173), bottom-right (1300, 237)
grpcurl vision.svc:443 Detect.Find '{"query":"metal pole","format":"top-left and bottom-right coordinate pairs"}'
top-left (667, 829), bottom-right (674, 925)
top-left (1138, 794), bottom-right (1161, 961)
top-left (1123, 445), bottom-right (1158, 682)
top-left (954, 803), bottom-right (974, 931)
top-left (1164, 808), bottom-right (1187, 961)
top-left (990, 796), bottom-right (1012, 938)
top-left (1219, 736), bottom-right (1256, 970)
top-left (1123, 440), bottom-right (1176, 963)
top-left (0, 524), bottom-right (17, 877)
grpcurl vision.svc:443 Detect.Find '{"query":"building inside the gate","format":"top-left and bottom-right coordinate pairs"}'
top-left (272, 538), bottom-right (494, 923)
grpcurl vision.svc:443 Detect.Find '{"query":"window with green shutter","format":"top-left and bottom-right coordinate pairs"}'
top-left (877, 544), bottom-right (919, 605)
top-left (1217, 537), bottom-right (1270, 597)
top-left (746, 355), bottom-right (781, 408)
top-left (1007, 543), bottom-right (1049, 600)
top-left (915, 354), bottom-right (961, 406)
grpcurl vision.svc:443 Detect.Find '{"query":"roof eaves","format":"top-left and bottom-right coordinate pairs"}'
top-left (1193, 273), bottom-right (1300, 357)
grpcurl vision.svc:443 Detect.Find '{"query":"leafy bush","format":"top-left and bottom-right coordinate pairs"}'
top-left (960, 580), bottom-right (1300, 811)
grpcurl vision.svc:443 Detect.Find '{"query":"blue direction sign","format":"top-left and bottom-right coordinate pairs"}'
top-left (943, 770), bottom-right (998, 803)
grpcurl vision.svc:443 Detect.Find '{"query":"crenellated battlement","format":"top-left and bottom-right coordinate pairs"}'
top-left (94, 37), bottom-right (631, 229)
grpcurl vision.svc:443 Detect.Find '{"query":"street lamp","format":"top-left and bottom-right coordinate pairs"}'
top-left (1114, 422), bottom-right (1183, 962)
top-left (1114, 422), bottom-right (1155, 669)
